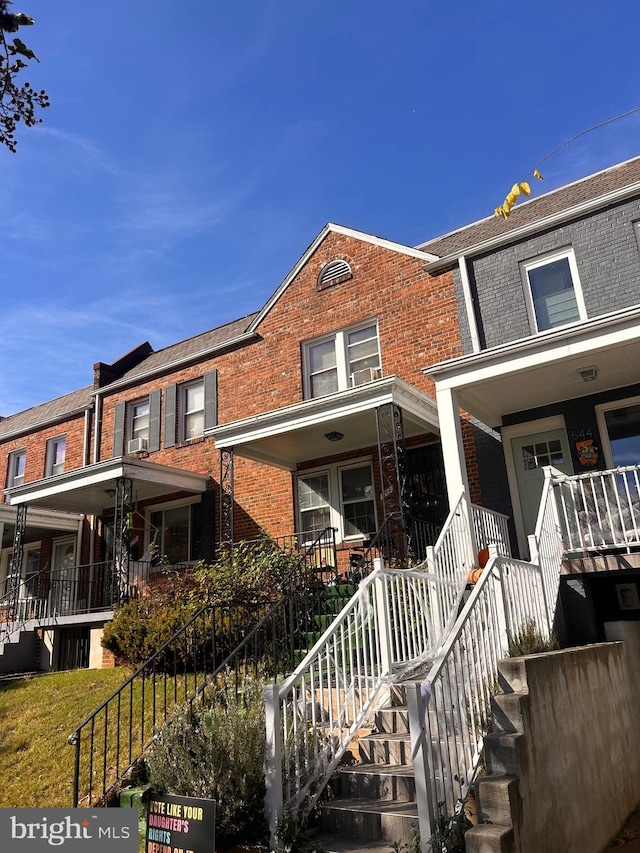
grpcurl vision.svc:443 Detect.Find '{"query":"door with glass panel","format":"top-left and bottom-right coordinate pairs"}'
top-left (512, 428), bottom-right (573, 537)
top-left (49, 537), bottom-right (77, 616)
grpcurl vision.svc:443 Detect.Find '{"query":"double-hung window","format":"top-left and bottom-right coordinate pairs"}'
top-left (7, 450), bottom-right (26, 488)
top-left (522, 249), bottom-right (587, 333)
top-left (181, 381), bottom-right (205, 441)
top-left (45, 436), bottom-right (66, 476)
top-left (129, 399), bottom-right (150, 443)
top-left (297, 461), bottom-right (377, 542)
top-left (304, 321), bottom-right (381, 399)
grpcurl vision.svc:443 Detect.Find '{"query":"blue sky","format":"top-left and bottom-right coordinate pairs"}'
top-left (1, 0), bottom-right (640, 416)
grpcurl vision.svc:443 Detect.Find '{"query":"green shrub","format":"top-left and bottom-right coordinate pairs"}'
top-left (508, 618), bottom-right (559, 657)
top-left (145, 679), bottom-right (268, 849)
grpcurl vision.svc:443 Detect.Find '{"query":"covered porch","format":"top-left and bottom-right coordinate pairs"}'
top-left (209, 375), bottom-right (447, 566)
top-left (3, 457), bottom-right (210, 625)
top-left (428, 306), bottom-right (640, 557)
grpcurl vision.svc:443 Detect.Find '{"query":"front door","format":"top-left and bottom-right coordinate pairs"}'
top-left (406, 444), bottom-right (449, 557)
top-left (50, 537), bottom-right (77, 615)
top-left (511, 427), bottom-right (573, 540)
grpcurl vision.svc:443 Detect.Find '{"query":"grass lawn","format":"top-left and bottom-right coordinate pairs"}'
top-left (0, 668), bottom-right (132, 808)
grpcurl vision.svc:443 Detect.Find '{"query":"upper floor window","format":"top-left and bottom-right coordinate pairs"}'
top-left (304, 322), bottom-right (381, 399)
top-left (164, 371), bottom-right (217, 449)
top-left (181, 381), bottom-right (205, 441)
top-left (45, 436), bottom-right (66, 476)
top-left (521, 249), bottom-right (587, 333)
top-left (7, 450), bottom-right (26, 488)
top-left (129, 399), bottom-right (150, 442)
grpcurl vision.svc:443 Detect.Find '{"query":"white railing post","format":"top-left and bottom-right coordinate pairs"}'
top-left (490, 546), bottom-right (510, 652)
top-left (406, 681), bottom-right (437, 853)
top-left (264, 684), bottom-right (283, 845)
top-left (425, 545), bottom-right (443, 639)
top-left (373, 560), bottom-right (393, 676)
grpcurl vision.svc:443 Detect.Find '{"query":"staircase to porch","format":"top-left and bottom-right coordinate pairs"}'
top-left (316, 682), bottom-right (420, 849)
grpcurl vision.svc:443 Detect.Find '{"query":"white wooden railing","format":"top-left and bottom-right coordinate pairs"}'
top-left (549, 463), bottom-right (640, 552)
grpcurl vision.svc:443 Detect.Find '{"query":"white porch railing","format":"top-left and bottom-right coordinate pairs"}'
top-left (550, 463), bottom-right (640, 552)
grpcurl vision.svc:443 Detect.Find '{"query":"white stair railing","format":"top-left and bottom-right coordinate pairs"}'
top-left (409, 487), bottom-right (565, 851)
top-left (263, 495), bottom-right (513, 840)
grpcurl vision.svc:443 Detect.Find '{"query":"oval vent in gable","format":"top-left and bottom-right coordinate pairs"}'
top-left (317, 259), bottom-right (353, 291)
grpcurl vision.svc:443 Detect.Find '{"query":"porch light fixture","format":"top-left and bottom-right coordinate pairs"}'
top-left (578, 365), bottom-right (599, 382)
top-left (324, 430), bottom-right (344, 442)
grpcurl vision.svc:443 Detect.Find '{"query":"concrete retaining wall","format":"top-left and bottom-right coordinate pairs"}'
top-left (512, 621), bottom-right (640, 853)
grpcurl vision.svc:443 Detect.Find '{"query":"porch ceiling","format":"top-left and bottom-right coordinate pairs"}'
top-left (428, 309), bottom-right (640, 427)
top-left (5, 457), bottom-right (210, 514)
top-left (209, 375), bottom-right (439, 470)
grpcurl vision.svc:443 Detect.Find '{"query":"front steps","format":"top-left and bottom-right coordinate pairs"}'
top-left (0, 624), bottom-right (38, 673)
top-left (317, 684), bottom-right (419, 850)
top-left (465, 659), bottom-right (529, 853)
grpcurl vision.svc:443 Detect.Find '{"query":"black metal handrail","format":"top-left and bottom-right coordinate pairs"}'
top-left (68, 527), bottom-right (339, 807)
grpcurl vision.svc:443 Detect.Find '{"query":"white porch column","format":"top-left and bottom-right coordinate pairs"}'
top-left (435, 385), bottom-right (470, 507)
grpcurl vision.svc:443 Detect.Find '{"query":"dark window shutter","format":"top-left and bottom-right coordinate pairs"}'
top-left (112, 402), bottom-right (126, 457)
top-left (204, 370), bottom-right (218, 430)
top-left (164, 384), bottom-right (176, 448)
top-left (148, 389), bottom-right (161, 452)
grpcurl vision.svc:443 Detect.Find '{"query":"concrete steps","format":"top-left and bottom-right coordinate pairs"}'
top-left (465, 658), bottom-right (527, 853)
top-left (318, 685), bottom-right (420, 847)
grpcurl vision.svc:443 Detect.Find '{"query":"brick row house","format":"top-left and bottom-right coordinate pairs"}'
top-left (0, 224), bottom-right (489, 671)
top-left (4, 156), bottom-right (640, 673)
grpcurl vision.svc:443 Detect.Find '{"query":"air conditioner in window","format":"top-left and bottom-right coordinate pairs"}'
top-left (350, 367), bottom-right (382, 387)
top-left (127, 437), bottom-right (148, 454)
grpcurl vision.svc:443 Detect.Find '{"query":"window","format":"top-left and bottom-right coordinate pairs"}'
top-left (297, 461), bottom-right (377, 542)
top-left (45, 436), bottom-right (66, 476)
top-left (522, 250), bottom-right (586, 332)
top-left (148, 500), bottom-right (203, 564)
top-left (129, 399), bottom-right (150, 442)
top-left (0, 542), bottom-right (41, 599)
top-left (164, 371), bottom-right (217, 448)
top-left (7, 450), bottom-right (26, 487)
top-left (181, 381), bottom-right (205, 441)
top-left (304, 322), bottom-right (381, 399)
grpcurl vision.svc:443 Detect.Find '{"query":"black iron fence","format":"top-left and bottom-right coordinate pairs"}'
top-left (68, 527), bottom-right (339, 807)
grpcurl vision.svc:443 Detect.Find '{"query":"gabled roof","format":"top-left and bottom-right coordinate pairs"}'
top-left (247, 223), bottom-right (439, 332)
top-left (0, 386), bottom-right (93, 441)
top-left (98, 313), bottom-right (259, 392)
top-left (418, 156), bottom-right (640, 261)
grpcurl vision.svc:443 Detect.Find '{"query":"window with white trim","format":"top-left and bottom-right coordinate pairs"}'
top-left (148, 499), bottom-right (203, 564)
top-left (304, 321), bottom-right (381, 399)
top-left (7, 449), bottom-right (26, 487)
top-left (45, 435), bottom-right (66, 476)
top-left (128, 398), bottom-right (150, 442)
top-left (296, 461), bottom-right (377, 542)
top-left (180, 380), bottom-right (205, 441)
top-left (521, 249), bottom-right (586, 333)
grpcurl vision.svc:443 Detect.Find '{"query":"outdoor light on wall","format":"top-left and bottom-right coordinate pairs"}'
top-left (324, 431), bottom-right (344, 442)
top-left (578, 365), bottom-right (599, 382)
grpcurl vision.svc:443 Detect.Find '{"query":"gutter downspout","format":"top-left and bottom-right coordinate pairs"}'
top-left (93, 391), bottom-right (102, 465)
top-left (458, 255), bottom-right (481, 354)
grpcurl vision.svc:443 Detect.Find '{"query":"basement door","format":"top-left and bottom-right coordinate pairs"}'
top-left (510, 427), bottom-right (573, 542)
